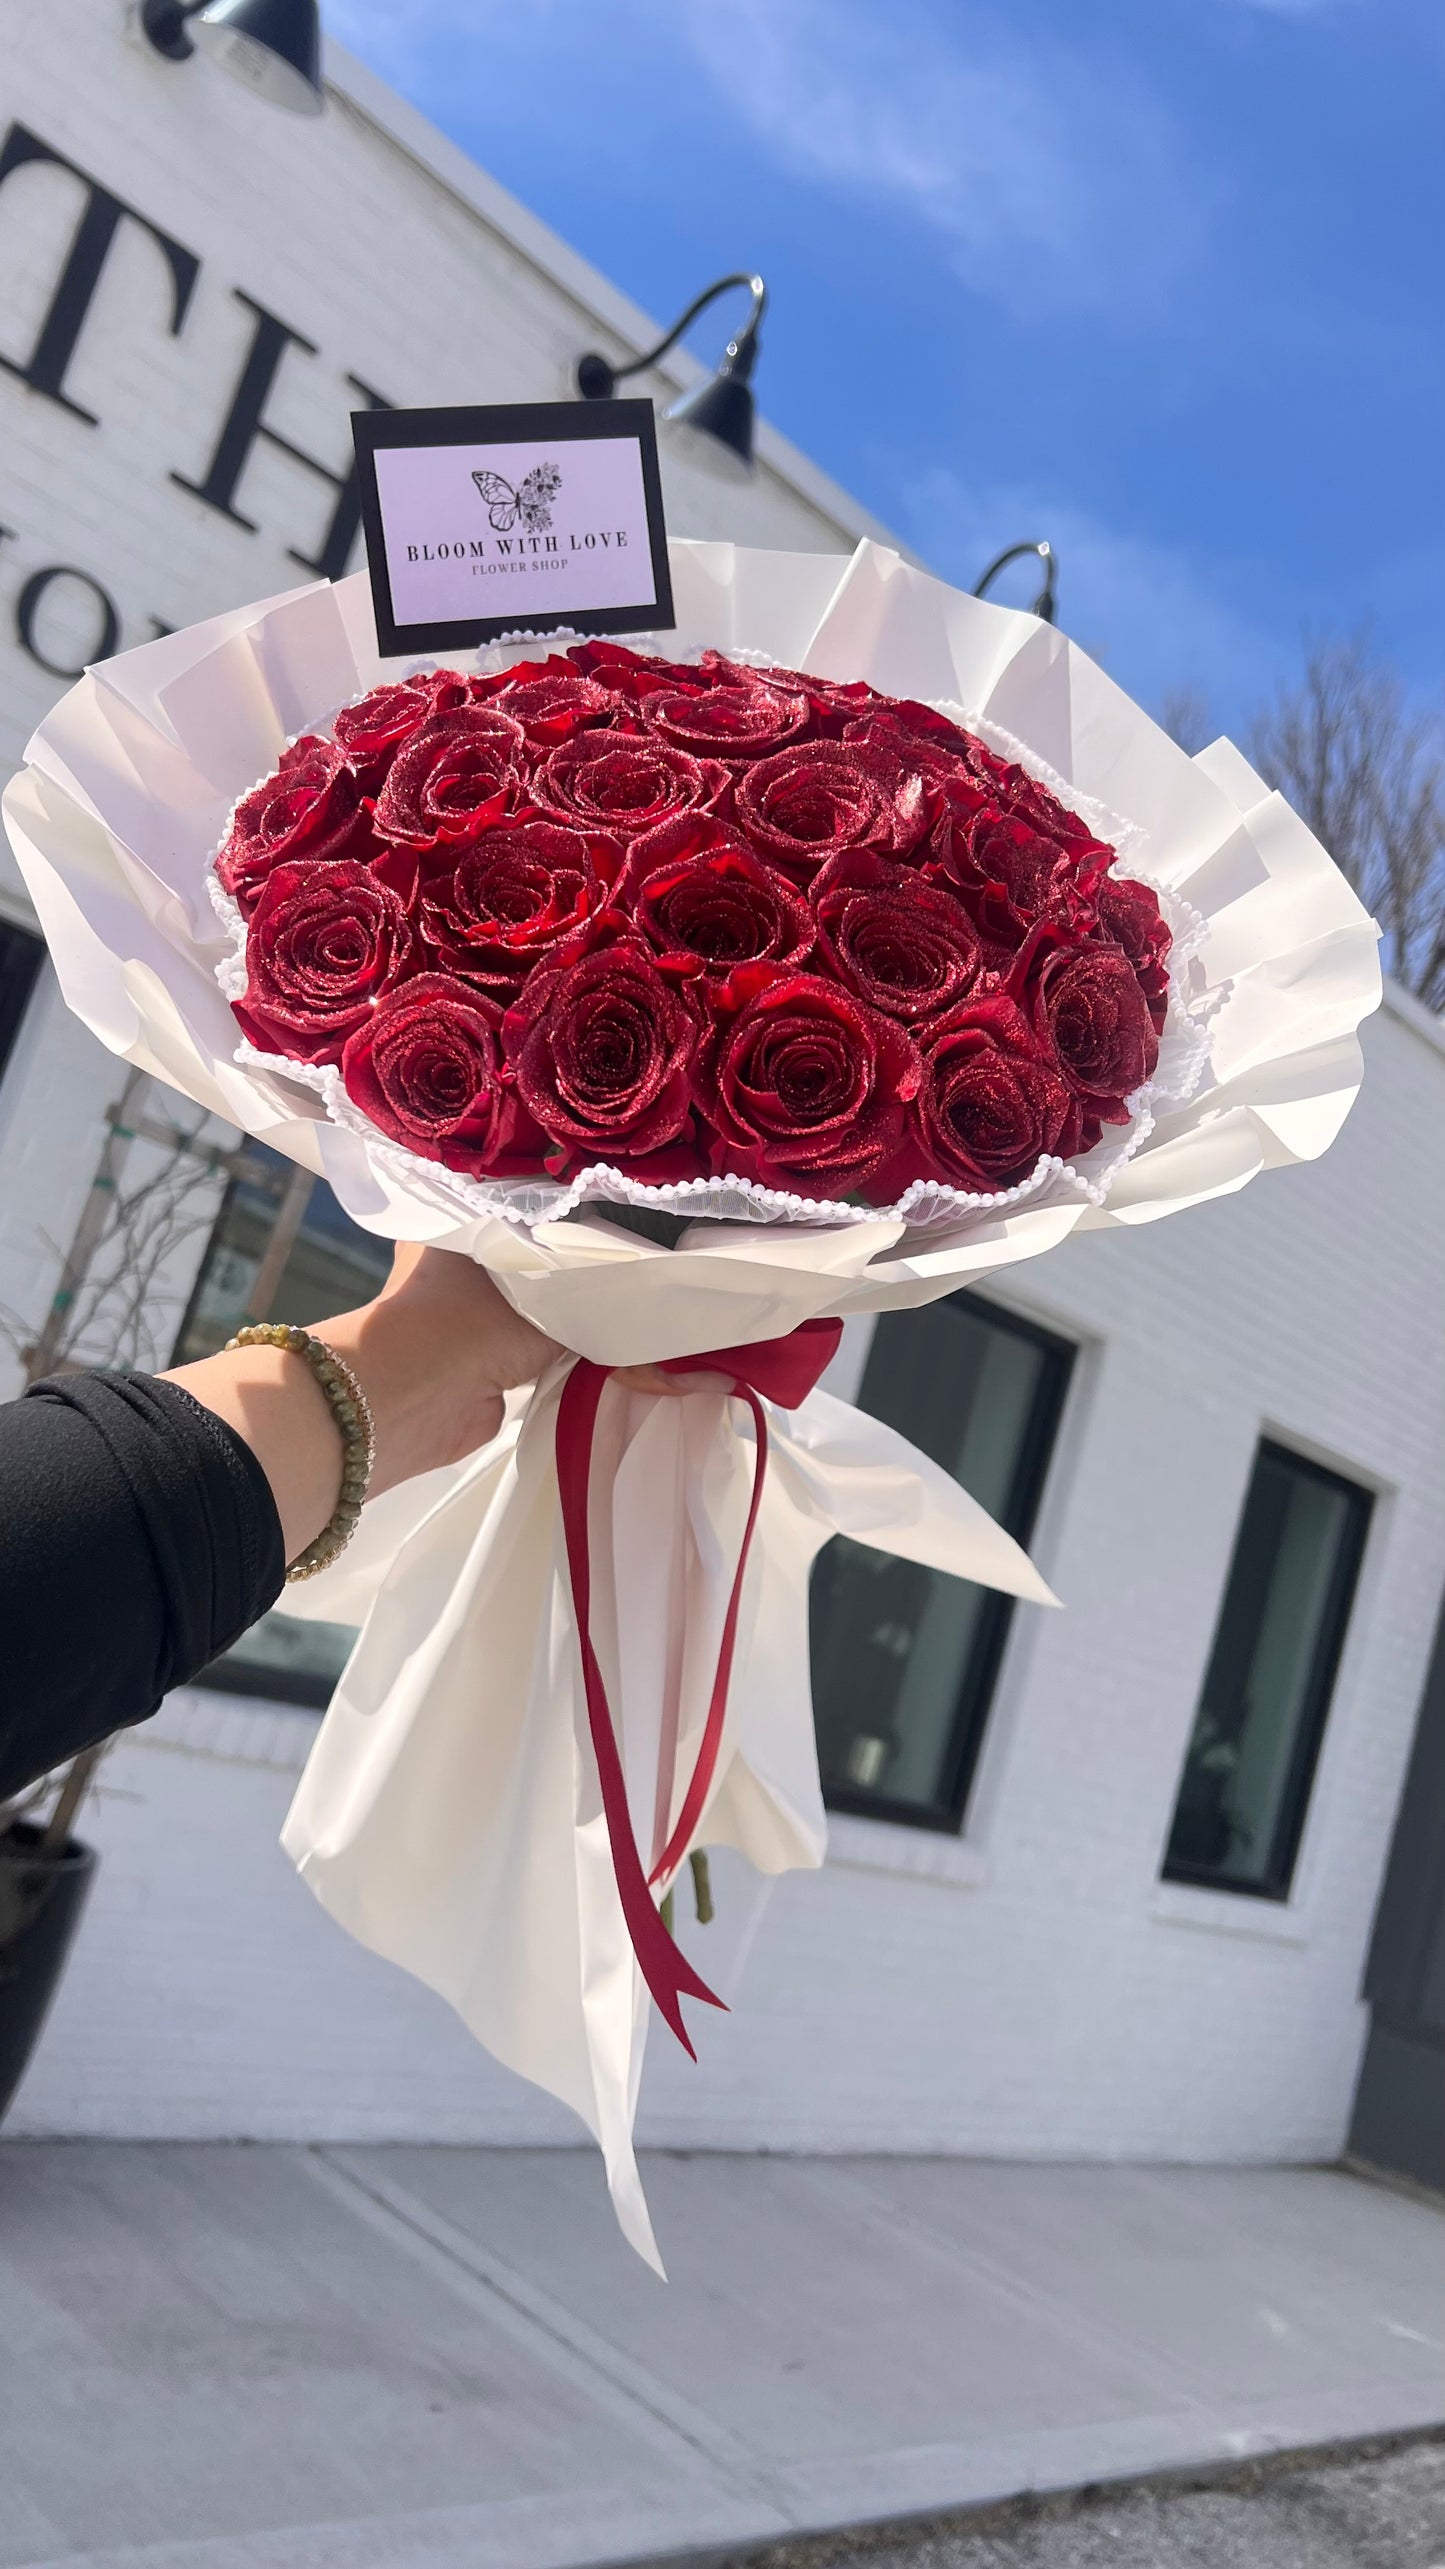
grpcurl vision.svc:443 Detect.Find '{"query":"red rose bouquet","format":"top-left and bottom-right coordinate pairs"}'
top-left (214, 643), bottom-right (1180, 1221)
top-left (7, 540), bottom-right (1379, 2268)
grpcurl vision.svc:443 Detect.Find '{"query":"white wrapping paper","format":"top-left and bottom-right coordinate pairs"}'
top-left (4, 540), bottom-right (1381, 2266)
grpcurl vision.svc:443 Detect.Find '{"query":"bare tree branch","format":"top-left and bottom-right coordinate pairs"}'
top-left (1157, 685), bottom-right (1217, 758)
top-left (1247, 635), bottom-right (1445, 1008)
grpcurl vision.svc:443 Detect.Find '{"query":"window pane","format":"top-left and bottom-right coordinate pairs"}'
top-left (1164, 1442), bottom-right (1371, 1898)
top-left (177, 1144), bottom-right (393, 1705)
top-left (172, 1142), bottom-right (392, 1364)
top-left (810, 1296), bottom-right (1071, 1828)
top-left (0, 919), bottom-right (44, 1094)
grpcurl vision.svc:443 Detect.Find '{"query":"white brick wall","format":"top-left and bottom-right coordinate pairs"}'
top-left (11, 997), bottom-right (1442, 2168)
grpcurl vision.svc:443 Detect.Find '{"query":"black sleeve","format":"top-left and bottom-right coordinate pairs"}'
top-left (0, 1371), bottom-right (286, 1803)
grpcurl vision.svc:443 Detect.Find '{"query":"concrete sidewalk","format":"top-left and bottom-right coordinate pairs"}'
top-left (0, 2146), bottom-right (1441, 2569)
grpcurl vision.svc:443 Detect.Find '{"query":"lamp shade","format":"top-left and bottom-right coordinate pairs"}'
top-left (662, 370), bottom-right (757, 481)
top-left (190, 0), bottom-right (324, 114)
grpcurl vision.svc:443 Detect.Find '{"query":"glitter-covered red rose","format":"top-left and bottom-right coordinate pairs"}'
top-left (232, 859), bottom-right (411, 1065)
top-left (641, 676), bottom-right (808, 765)
top-left (371, 710), bottom-right (524, 850)
top-left (902, 993), bottom-right (1082, 1193)
top-left (698, 964), bottom-right (920, 1199)
top-left (385, 818), bottom-right (613, 1000)
top-left (531, 732), bottom-right (727, 839)
top-left (331, 683), bottom-right (435, 793)
top-left (1015, 928), bottom-right (1161, 1128)
top-left (216, 736), bottom-right (369, 918)
top-left (1096, 874), bottom-right (1172, 1032)
top-left (840, 714), bottom-right (965, 855)
top-left (930, 801), bottom-right (1078, 951)
top-left (732, 743), bottom-right (900, 884)
top-left (340, 973), bottom-right (539, 1174)
top-left (502, 925), bottom-right (701, 1175)
top-left (616, 817), bottom-right (814, 979)
top-left (478, 657), bottom-right (617, 747)
top-left (812, 848), bottom-right (988, 1028)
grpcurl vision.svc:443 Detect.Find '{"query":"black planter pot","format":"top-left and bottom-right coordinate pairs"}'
top-left (0, 1821), bottom-right (96, 2124)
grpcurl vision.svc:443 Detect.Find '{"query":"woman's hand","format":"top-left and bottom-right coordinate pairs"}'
top-left (164, 1240), bottom-right (731, 1568)
top-left (164, 1244), bottom-right (564, 1564)
top-left (324, 1241), bottom-right (562, 1488)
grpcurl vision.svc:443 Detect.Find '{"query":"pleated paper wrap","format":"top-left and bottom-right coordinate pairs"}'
top-left (4, 539), bottom-right (1381, 2267)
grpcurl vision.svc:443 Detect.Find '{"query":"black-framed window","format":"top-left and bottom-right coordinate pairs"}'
top-left (1163, 1440), bottom-right (1372, 1901)
top-left (0, 918), bottom-right (45, 1094)
top-left (810, 1294), bottom-right (1073, 1833)
top-left (174, 1141), bottom-right (392, 1708)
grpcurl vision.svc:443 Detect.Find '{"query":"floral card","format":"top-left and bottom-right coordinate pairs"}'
top-left (352, 398), bottom-right (675, 656)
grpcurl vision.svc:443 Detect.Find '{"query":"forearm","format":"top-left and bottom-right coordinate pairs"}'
top-left (0, 1372), bottom-right (285, 1801)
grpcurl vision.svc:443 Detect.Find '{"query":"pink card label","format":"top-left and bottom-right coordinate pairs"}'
top-left (376, 435), bottom-right (656, 625)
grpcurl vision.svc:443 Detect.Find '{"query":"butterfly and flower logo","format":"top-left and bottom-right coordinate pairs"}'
top-left (471, 460), bottom-right (563, 535)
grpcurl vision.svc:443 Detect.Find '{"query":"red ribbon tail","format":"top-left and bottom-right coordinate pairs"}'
top-left (648, 1387), bottom-right (768, 1893)
top-left (555, 1325), bottom-right (840, 2056)
top-left (556, 1360), bottom-right (728, 2055)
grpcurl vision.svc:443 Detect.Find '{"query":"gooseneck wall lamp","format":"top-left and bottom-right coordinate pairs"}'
top-left (973, 539), bottom-right (1057, 625)
top-left (576, 273), bottom-right (768, 482)
top-left (139, 0), bottom-right (325, 114)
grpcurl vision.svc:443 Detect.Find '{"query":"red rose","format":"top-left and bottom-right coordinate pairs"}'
top-left (902, 993), bottom-right (1082, 1193)
top-left (331, 682), bottom-right (435, 792)
top-left (994, 756), bottom-right (1110, 857)
top-left (699, 964), bottom-right (920, 1199)
top-left (842, 712), bottom-right (963, 783)
top-left (812, 848), bottom-right (987, 1028)
top-left (642, 676), bottom-right (808, 765)
top-left (743, 663), bottom-right (883, 738)
top-left (732, 742), bottom-right (898, 883)
top-left (502, 925), bottom-right (701, 1174)
top-left (387, 816), bottom-right (610, 998)
top-left (417, 669), bottom-right (496, 714)
top-left (216, 736), bottom-right (369, 917)
top-left (1015, 930), bottom-right (1161, 1126)
top-left (341, 972), bottom-right (539, 1175)
top-left (873, 697), bottom-right (993, 765)
top-left (1096, 874), bottom-right (1172, 1031)
top-left (931, 799), bottom-right (1078, 948)
top-left (371, 709), bottom-right (524, 850)
top-left (531, 732), bottom-right (727, 839)
top-left (567, 640), bottom-right (692, 706)
top-left (481, 657), bottom-right (617, 746)
top-left (615, 816), bottom-right (814, 979)
top-left (231, 859), bottom-right (412, 1066)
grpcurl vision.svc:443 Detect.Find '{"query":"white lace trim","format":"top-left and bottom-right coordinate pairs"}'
top-left (208, 651), bottom-right (1221, 1240)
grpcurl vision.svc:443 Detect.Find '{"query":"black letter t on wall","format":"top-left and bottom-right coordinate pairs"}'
top-left (0, 124), bottom-right (200, 426)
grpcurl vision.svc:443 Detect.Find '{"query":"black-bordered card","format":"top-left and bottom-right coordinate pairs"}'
top-left (351, 399), bottom-right (675, 658)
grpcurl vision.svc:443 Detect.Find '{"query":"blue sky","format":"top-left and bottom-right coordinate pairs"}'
top-left (326, 0), bottom-right (1442, 734)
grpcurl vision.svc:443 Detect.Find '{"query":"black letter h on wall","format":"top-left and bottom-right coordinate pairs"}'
top-left (173, 291), bottom-right (390, 583)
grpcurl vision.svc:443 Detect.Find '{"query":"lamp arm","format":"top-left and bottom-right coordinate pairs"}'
top-left (610, 273), bottom-right (766, 384)
top-left (973, 540), bottom-right (1057, 625)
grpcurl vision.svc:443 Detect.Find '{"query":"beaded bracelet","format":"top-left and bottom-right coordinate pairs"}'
top-left (224, 1322), bottom-right (376, 1584)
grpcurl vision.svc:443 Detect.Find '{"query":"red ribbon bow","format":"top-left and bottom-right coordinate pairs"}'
top-left (554, 1317), bottom-right (843, 2055)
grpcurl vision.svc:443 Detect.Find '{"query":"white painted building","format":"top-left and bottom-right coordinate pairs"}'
top-left (3, 0), bottom-right (1440, 2193)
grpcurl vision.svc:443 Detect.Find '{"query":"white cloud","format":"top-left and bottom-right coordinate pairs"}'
top-left (903, 468), bottom-right (1281, 728)
top-left (679, 0), bottom-right (1211, 323)
top-left (326, 0), bottom-right (1212, 328)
